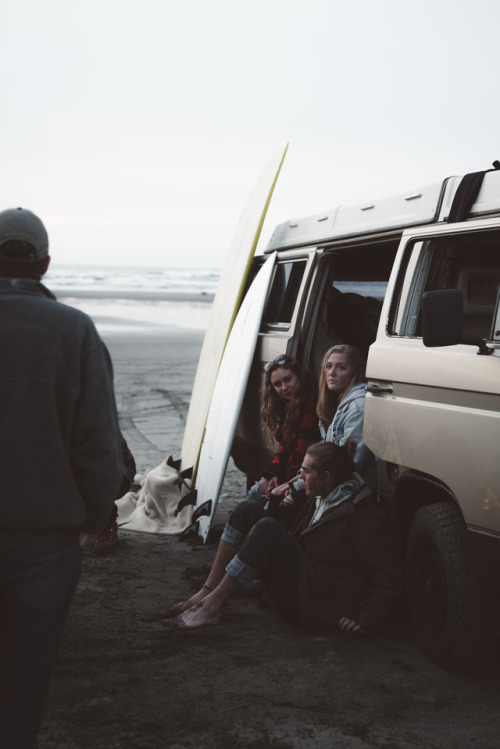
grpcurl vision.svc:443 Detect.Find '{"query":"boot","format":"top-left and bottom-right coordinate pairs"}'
top-left (93, 520), bottom-right (118, 555)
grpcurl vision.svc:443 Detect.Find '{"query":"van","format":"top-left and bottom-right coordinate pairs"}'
top-left (232, 165), bottom-right (500, 670)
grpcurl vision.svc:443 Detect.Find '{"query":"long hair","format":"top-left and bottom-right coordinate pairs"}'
top-left (260, 355), bottom-right (317, 450)
top-left (316, 344), bottom-right (365, 431)
top-left (306, 440), bottom-right (356, 486)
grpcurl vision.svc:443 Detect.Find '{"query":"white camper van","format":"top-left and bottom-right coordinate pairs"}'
top-left (233, 164), bottom-right (500, 670)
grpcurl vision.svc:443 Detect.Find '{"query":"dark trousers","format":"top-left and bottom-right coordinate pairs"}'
top-left (0, 528), bottom-right (82, 749)
top-left (228, 501), bottom-right (301, 626)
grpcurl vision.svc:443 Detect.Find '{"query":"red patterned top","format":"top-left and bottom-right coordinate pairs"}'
top-left (262, 391), bottom-right (320, 483)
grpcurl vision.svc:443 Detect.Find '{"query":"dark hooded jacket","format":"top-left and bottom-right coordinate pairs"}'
top-left (289, 474), bottom-right (402, 632)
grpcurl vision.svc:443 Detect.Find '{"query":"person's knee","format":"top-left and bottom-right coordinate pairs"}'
top-left (229, 500), bottom-right (266, 534)
top-left (250, 516), bottom-right (283, 543)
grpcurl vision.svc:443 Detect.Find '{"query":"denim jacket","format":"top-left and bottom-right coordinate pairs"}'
top-left (319, 383), bottom-right (377, 492)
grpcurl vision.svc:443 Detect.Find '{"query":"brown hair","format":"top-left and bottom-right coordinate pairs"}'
top-left (260, 355), bottom-right (316, 450)
top-left (306, 440), bottom-right (356, 485)
top-left (316, 344), bottom-right (365, 430)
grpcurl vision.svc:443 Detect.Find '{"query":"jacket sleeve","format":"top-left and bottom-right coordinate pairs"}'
top-left (330, 399), bottom-right (374, 480)
top-left (351, 503), bottom-right (403, 632)
top-left (70, 331), bottom-right (124, 533)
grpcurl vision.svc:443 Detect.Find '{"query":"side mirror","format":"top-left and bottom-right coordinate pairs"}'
top-left (422, 290), bottom-right (463, 347)
top-left (422, 289), bottom-right (494, 355)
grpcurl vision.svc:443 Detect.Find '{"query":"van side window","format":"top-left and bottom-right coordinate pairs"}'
top-left (388, 230), bottom-right (500, 340)
top-left (262, 260), bottom-right (307, 327)
top-left (308, 246), bottom-right (394, 373)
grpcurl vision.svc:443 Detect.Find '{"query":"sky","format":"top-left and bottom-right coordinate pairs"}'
top-left (2, 0), bottom-right (499, 269)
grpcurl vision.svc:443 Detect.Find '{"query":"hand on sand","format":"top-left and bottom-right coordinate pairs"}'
top-left (338, 617), bottom-right (365, 634)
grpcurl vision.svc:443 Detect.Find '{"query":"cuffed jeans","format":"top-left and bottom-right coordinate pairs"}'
top-left (0, 528), bottom-right (82, 749)
top-left (222, 501), bottom-right (301, 626)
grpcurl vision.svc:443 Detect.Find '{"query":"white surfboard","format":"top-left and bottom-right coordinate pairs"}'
top-left (188, 255), bottom-right (276, 542)
top-left (180, 144), bottom-right (288, 484)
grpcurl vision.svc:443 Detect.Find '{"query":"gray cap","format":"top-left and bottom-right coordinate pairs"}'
top-left (0, 207), bottom-right (49, 262)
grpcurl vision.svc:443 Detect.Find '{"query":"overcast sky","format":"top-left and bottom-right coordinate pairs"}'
top-left (2, 0), bottom-right (499, 269)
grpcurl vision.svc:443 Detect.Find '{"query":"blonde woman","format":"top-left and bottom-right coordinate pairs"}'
top-left (316, 344), bottom-right (377, 492)
top-left (274, 344), bottom-right (377, 499)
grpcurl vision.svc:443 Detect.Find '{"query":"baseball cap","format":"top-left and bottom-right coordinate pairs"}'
top-left (0, 207), bottom-right (49, 263)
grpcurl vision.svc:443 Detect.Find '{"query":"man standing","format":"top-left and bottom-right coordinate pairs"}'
top-left (0, 207), bottom-right (123, 748)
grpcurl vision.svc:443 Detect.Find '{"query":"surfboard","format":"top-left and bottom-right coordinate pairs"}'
top-left (180, 144), bottom-right (288, 484)
top-left (185, 254), bottom-right (276, 542)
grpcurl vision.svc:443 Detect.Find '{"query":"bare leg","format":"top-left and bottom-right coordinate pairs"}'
top-left (162, 540), bottom-right (237, 619)
top-left (165, 573), bottom-right (241, 630)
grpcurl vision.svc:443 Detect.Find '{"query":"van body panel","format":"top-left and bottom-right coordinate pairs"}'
top-left (365, 339), bottom-right (500, 396)
top-left (265, 181), bottom-right (447, 253)
top-left (364, 372), bottom-right (500, 533)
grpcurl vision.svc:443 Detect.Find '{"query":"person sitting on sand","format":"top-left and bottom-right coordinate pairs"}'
top-left (246, 354), bottom-right (319, 518)
top-left (162, 441), bottom-right (401, 633)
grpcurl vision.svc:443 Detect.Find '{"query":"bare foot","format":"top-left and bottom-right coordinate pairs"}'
top-left (162, 587), bottom-right (210, 619)
top-left (162, 600), bottom-right (222, 630)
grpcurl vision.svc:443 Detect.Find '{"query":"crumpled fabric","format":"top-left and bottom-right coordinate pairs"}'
top-left (115, 457), bottom-right (193, 535)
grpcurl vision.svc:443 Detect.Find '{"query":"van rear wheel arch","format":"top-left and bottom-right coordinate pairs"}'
top-left (394, 471), bottom-right (458, 537)
top-left (405, 502), bottom-right (498, 671)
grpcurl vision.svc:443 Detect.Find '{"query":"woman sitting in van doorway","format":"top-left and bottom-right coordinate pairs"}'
top-left (246, 354), bottom-right (320, 512)
top-left (162, 441), bottom-right (401, 632)
top-left (273, 344), bottom-right (377, 501)
top-left (317, 343), bottom-right (377, 492)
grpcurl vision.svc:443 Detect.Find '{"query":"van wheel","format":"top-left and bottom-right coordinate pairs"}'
top-left (405, 502), bottom-right (498, 671)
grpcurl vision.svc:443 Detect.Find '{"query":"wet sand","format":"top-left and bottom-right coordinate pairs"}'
top-left (37, 297), bottom-right (500, 749)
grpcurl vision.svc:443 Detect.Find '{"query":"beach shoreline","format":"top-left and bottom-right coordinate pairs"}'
top-left (53, 288), bottom-right (215, 304)
top-left (54, 289), bottom-right (212, 338)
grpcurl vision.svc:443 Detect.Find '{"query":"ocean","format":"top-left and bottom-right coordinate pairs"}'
top-left (45, 265), bottom-right (220, 335)
top-left (45, 264), bottom-right (221, 296)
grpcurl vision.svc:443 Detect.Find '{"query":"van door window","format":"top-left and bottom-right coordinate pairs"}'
top-left (307, 242), bottom-right (398, 374)
top-left (388, 229), bottom-right (500, 340)
top-left (262, 260), bottom-right (307, 328)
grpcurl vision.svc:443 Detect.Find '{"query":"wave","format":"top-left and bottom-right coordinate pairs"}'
top-left (45, 264), bottom-right (221, 295)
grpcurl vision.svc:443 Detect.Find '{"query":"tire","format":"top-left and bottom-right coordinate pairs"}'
top-left (405, 502), bottom-right (498, 671)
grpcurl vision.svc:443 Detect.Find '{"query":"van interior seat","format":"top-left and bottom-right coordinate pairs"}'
top-left (458, 267), bottom-right (499, 340)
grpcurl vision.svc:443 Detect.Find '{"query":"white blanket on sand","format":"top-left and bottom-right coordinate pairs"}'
top-left (115, 457), bottom-right (193, 535)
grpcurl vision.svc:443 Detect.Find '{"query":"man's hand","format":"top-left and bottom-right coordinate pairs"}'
top-left (265, 476), bottom-right (278, 496)
top-left (79, 532), bottom-right (89, 547)
top-left (338, 617), bottom-right (365, 634)
top-left (256, 477), bottom-right (270, 495)
top-left (279, 492), bottom-right (295, 507)
top-left (272, 480), bottom-right (290, 496)
top-left (272, 475), bottom-right (301, 496)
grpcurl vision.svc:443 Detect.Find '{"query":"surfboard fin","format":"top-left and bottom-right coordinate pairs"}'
top-left (175, 489), bottom-right (197, 516)
top-left (191, 500), bottom-right (212, 523)
top-left (166, 456), bottom-right (193, 482)
top-left (178, 521), bottom-right (201, 542)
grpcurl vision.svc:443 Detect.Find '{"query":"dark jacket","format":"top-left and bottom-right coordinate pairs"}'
top-left (289, 477), bottom-right (402, 632)
top-left (0, 278), bottom-right (123, 532)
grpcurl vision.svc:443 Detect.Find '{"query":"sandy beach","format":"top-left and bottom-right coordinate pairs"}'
top-left (36, 290), bottom-right (500, 749)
